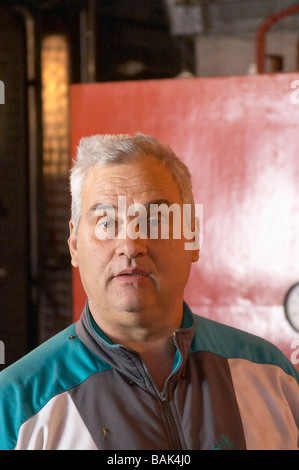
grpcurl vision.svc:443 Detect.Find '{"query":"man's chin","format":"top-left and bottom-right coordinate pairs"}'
top-left (109, 282), bottom-right (156, 313)
top-left (114, 301), bottom-right (147, 314)
top-left (111, 294), bottom-right (157, 316)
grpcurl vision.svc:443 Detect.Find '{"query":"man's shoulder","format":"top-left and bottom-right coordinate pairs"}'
top-left (0, 322), bottom-right (112, 450)
top-left (1, 323), bottom-right (77, 389)
top-left (191, 313), bottom-right (299, 382)
top-left (0, 322), bottom-right (112, 393)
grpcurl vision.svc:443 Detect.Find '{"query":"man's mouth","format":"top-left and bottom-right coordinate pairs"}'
top-left (114, 268), bottom-right (149, 280)
top-left (119, 273), bottom-right (145, 276)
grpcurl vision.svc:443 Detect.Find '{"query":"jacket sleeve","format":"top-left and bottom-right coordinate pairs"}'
top-left (228, 357), bottom-right (299, 450)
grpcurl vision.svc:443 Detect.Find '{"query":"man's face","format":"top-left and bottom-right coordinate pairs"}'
top-left (68, 155), bottom-right (199, 331)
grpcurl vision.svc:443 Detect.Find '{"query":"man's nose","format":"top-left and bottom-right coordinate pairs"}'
top-left (116, 219), bottom-right (147, 258)
top-left (115, 235), bottom-right (148, 258)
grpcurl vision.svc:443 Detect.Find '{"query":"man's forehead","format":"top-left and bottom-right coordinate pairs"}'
top-left (86, 157), bottom-right (170, 180)
top-left (82, 158), bottom-right (181, 202)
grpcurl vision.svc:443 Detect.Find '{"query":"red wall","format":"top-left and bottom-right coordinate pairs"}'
top-left (70, 73), bottom-right (299, 367)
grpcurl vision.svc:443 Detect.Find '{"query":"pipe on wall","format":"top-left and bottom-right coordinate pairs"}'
top-left (12, 5), bottom-right (43, 349)
top-left (256, 3), bottom-right (299, 73)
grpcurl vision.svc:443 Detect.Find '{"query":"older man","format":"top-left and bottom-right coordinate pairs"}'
top-left (0, 134), bottom-right (298, 450)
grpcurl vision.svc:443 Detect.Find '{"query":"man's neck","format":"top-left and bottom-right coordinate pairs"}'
top-left (137, 336), bottom-right (177, 391)
top-left (111, 327), bottom-right (177, 391)
top-left (89, 303), bottom-right (182, 391)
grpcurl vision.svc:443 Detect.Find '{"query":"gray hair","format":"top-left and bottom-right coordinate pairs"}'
top-left (70, 133), bottom-right (194, 230)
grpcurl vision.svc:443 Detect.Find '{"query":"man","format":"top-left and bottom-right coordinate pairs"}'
top-left (0, 133), bottom-right (298, 450)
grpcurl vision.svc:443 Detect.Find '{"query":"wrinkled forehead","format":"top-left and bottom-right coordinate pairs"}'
top-left (81, 156), bottom-right (183, 208)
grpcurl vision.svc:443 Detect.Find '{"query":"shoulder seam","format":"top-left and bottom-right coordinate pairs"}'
top-left (190, 315), bottom-right (299, 382)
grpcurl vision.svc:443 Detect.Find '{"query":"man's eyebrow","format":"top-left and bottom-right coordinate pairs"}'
top-left (87, 198), bottom-right (174, 217)
top-left (143, 199), bottom-right (173, 209)
top-left (88, 203), bottom-right (117, 216)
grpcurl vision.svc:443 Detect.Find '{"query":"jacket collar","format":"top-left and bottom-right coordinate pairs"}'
top-left (76, 301), bottom-right (196, 388)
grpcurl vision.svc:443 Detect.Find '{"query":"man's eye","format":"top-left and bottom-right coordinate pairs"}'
top-left (148, 218), bottom-right (161, 226)
top-left (98, 219), bottom-right (115, 230)
top-left (95, 217), bottom-right (117, 240)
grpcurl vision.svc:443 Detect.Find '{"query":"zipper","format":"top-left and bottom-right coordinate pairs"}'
top-left (85, 303), bottom-right (186, 448)
top-left (139, 331), bottom-right (181, 400)
top-left (140, 331), bottom-right (184, 450)
top-left (160, 331), bottom-right (181, 400)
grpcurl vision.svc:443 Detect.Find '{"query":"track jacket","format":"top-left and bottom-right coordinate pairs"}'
top-left (0, 302), bottom-right (298, 450)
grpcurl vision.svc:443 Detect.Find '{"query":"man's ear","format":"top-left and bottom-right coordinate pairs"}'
top-left (192, 214), bottom-right (201, 263)
top-left (68, 220), bottom-right (79, 267)
top-left (192, 246), bottom-right (200, 263)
